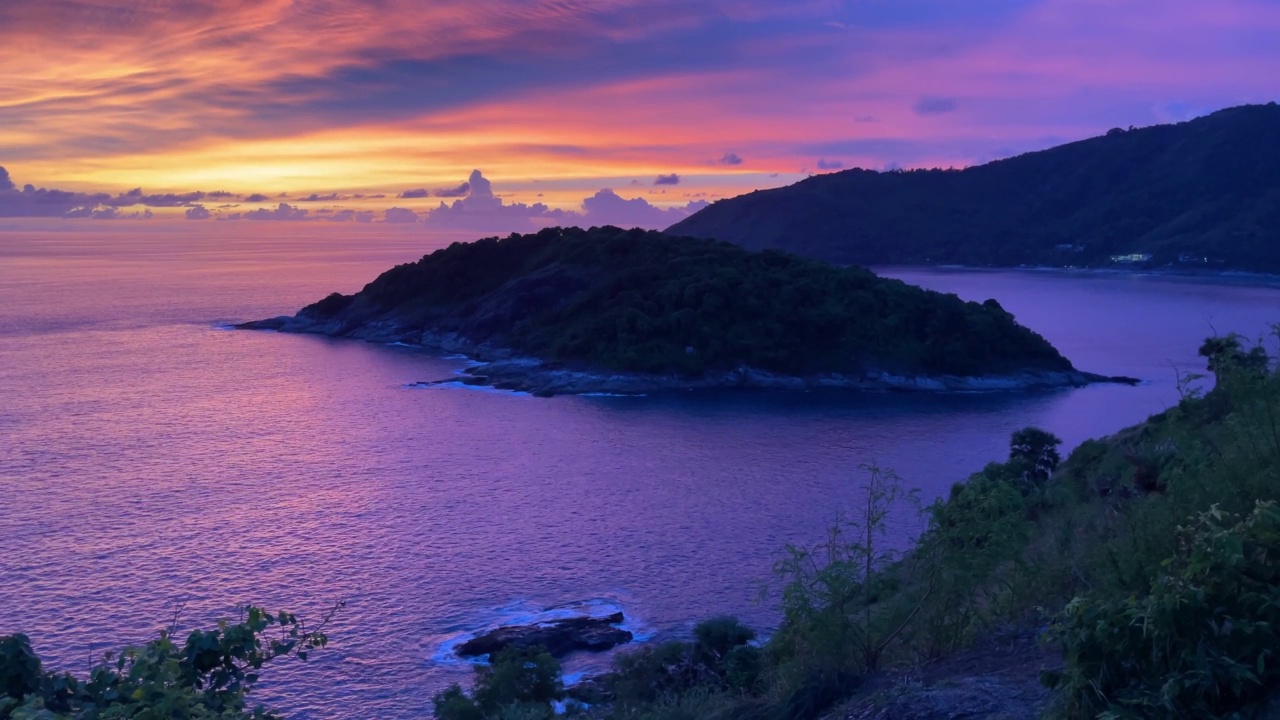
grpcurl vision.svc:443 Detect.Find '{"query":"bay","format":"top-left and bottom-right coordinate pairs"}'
top-left (2, 225), bottom-right (1277, 718)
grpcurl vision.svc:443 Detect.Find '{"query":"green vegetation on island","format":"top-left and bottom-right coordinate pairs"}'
top-left (669, 103), bottom-right (1280, 272)
top-left (247, 226), bottom-right (1081, 387)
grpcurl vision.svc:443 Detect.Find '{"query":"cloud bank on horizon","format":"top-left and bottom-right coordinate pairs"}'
top-left (0, 166), bottom-right (708, 231)
top-left (1, 0), bottom-right (1278, 213)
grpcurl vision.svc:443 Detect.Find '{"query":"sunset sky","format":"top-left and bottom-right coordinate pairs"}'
top-left (2, 0), bottom-right (1278, 228)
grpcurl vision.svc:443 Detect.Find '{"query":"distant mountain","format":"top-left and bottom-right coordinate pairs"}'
top-left (669, 104), bottom-right (1280, 271)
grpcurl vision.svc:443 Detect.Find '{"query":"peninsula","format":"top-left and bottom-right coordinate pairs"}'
top-left (669, 103), bottom-right (1280, 272)
top-left (241, 227), bottom-right (1127, 395)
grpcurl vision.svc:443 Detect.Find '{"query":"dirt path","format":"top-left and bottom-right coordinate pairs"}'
top-left (826, 630), bottom-right (1060, 720)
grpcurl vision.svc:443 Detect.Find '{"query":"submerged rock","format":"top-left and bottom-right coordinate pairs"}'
top-left (455, 612), bottom-right (633, 659)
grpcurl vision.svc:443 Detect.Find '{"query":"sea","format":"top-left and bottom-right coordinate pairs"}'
top-left (2, 222), bottom-right (1278, 718)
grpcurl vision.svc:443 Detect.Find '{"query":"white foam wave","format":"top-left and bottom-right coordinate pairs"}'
top-left (441, 353), bottom-right (483, 364)
top-left (410, 380), bottom-right (531, 397)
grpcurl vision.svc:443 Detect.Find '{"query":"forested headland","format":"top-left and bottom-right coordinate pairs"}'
top-left (241, 226), bottom-right (1105, 394)
top-left (670, 104), bottom-right (1280, 272)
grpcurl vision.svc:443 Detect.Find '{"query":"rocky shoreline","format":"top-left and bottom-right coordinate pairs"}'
top-left (238, 315), bottom-right (1138, 397)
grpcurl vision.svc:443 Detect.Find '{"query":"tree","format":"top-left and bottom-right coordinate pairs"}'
top-left (1009, 427), bottom-right (1063, 486)
top-left (1199, 334), bottom-right (1269, 378)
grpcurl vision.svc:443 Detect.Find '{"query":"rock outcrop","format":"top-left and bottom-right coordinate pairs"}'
top-left (455, 612), bottom-right (634, 659)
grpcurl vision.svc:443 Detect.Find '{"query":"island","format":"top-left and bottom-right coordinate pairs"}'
top-left (240, 226), bottom-right (1130, 395)
top-left (668, 103), bottom-right (1280, 272)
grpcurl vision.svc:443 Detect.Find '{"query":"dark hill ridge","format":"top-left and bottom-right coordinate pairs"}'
top-left (668, 103), bottom-right (1280, 271)
top-left (240, 227), bottom-right (1130, 395)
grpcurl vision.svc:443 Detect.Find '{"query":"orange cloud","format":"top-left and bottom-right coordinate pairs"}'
top-left (0, 0), bottom-right (1276, 210)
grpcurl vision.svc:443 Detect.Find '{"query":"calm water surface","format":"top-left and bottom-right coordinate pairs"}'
top-left (2, 224), bottom-right (1278, 718)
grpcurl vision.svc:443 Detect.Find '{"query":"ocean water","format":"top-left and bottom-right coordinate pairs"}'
top-left (2, 224), bottom-right (1278, 718)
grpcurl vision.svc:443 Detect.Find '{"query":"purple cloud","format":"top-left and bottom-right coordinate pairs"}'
top-left (230, 203), bottom-right (308, 221)
top-left (581, 188), bottom-right (704, 228)
top-left (105, 190), bottom-right (206, 207)
top-left (434, 181), bottom-right (470, 197)
top-left (423, 170), bottom-right (560, 231)
top-left (913, 96), bottom-right (959, 115)
top-left (327, 209), bottom-right (375, 222)
top-left (416, 169), bottom-right (708, 232)
top-left (186, 205), bottom-right (211, 220)
top-left (816, 158), bottom-right (844, 170)
top-left (383, 207), bottom-right (420, 223)
top-left (718, 153), bottom-right (743, 165)
top-left (654, 173), bottom-right (680, 185)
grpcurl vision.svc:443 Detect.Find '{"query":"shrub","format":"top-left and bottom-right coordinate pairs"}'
top-left (910, 471), bottom-right (1030, 658)
top-left (434, 646), bottom-right (563, 720)
top-left (692, 616), bottom-right (755, 667)
top-left (608, 686), bottom-right (736, 720)
top-left (1049, 501), bottom-right (1280, 718)
top-left (610, 641), bottom-right (709, 707)
top-left (771, 465), bottom-right (920, 675)
top-left (433, 685), bottom-right (485, 720)
top-left (0, 605), bottom-right (339, 720)
top-left (722, 645), bottom-right (763, 693)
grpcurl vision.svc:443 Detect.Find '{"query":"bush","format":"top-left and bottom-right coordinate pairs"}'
top-left (0, 605), bottom-right (339, 720)
top-left (433, 685), bottom-right (485, 720)
top-left (434, 646), bottom-right (563, 720)
top-left (909, 470), bottom-right (1030, 659)
top-left (1049, 501), bottom-right (1280, 718)
top-left (610, 641), bottom-right (709, 707)
top-left (693, 617), bottom-right (755, 667)
top-left (608, 686), bottom-right (736, 720)
top-left (772, 466), bottom-right (907, 670)
top-left (722, 645), bottom-right (763, 693)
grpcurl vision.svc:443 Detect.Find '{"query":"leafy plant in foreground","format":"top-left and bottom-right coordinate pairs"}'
top-left (771, 465), bottom-right (922, 677)
top-left (433, 646), bottom-right (566, 720)
top-left (1048, 502), bottom-right (1280, 719)
top-left (0, 603), bottom-right (341, 719)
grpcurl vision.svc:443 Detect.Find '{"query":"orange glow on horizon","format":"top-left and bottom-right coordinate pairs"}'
top-left (1, 0), bottom-right (1277, 217)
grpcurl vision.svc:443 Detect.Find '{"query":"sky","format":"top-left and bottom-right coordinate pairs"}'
top-left (1, 0), bottom-right (1278, 230)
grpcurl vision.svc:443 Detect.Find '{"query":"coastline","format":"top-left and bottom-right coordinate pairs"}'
top-left (875, 263), bottom-right (1280, 286)
top-left (237, 315), bottom-right (1137, 397)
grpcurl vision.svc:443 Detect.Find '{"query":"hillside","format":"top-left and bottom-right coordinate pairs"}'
top-left (669, 103), bottom-right (1280, 271)
top-left (428, 332), bottom-right (1280, 720)
top-left (240, 226), bottom-right (1106, 395)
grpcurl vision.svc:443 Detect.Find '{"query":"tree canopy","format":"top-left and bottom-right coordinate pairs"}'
top-left (298, 226), bottom-right (1073, 378)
